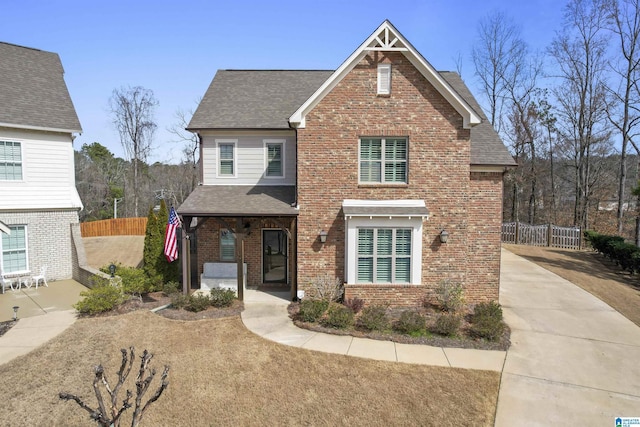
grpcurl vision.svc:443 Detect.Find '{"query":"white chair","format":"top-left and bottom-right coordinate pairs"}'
top-left (32, 266), bottom-right (47, 289)
top-left (1, 270), bottom-right (15, 293)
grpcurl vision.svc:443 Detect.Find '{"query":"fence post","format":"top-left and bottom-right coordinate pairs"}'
top-left (515, 221), bottom-right (520, 245)
top-left (547, 224), bottom-right (552, 247)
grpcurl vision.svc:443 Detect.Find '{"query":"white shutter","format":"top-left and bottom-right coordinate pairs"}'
top-left (377, 64), bottom-right (391, 95)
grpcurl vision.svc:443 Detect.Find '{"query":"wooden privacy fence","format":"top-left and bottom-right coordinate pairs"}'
top-left (80, 218), bottom-right (148, 237)
top-left (502, 222), bottom-right (582, 250)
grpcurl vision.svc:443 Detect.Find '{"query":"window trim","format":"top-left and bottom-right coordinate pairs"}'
top-left (358, 137), bottom-right (408, 184)
top-left (357, 227), bottom-right (412, 284)
top-left (219, 229), bottom-right (236, 261)
top-left (1, 224), bottom-right (29, 274)
top-left (216, 139), bottom-right (237, 178)
top-left (0, 140), bottom-right (24, 181)
top-left (263, 139), bottom-right (285, 179)
top-left (377, 64), bottom-right (391, 95)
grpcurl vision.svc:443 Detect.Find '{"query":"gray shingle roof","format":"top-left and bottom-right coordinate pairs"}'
top-left (188, 70), bottom-right (333, 130)
top-left (0, 42), bottom-right (81, 133)
top-left (178, 185), bottom-right (298, 217)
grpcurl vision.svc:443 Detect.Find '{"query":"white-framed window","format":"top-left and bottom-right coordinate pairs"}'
top-left (0, 140), bottom-right (23, 180)
top-left (377, 64), bottom-right (391, 95)
top-left (220, 230), bottom-right (235, 261)
top-left (1, 225), bottom-right (28, 274)
top-left (357, 228), bottom-right (411, 283)
top-left (264, 140), bottom-right (285, 178)
top-left (359, 137), bottom-right (407, 184)
top-left (217, 140), bottom-right (236, 177)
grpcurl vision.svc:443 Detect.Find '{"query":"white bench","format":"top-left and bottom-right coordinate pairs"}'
top-left (200, 262), bottom-right (246, 294)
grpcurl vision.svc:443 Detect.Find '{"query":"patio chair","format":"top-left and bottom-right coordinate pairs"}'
top-left (32, 266), bottom-right (48, 289)
top-left (1, 270), bottom-right (16, 293)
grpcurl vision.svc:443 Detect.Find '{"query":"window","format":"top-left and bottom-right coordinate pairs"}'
top-left (359, 137), bottom-right (407, 183)
top-left (265, 141), bottom-right (284, 177)
top-left (220, 230), bottom-right (235, 261)
top-left (0, 141), bottom-right (23, 180)
top-left (357, 228), bottom-right (411, 283)
top-left (217, 141), bottom-right (236, 177)
top-left (377, 64), bottom-right (391, 95)
top-left (1, 225), bottom-right (28, 273)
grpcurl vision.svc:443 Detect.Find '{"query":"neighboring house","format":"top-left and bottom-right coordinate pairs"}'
top-left (0, 42), bottom-right (83, 281)
top-left (179, 20), bottom-right (516, 306)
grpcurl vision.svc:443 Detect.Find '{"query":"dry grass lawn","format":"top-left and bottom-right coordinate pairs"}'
top-left (0, 311), bottom-right (500, 426)
top-left (504, 244), bottom-right (640, 327)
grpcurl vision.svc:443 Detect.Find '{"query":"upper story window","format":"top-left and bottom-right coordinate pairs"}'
top-left (377, 64), bottom-right (391, 95)
top-left (0, 141), bottom-right (23, 180)
top-left (359, 137), bottom-right (407, 184)
top-left (1, 225), bottom-right (28, 273)
top-left (264, 140), bottom-right (284, 178)
top-left (217, 140), bottom-right (236, 177)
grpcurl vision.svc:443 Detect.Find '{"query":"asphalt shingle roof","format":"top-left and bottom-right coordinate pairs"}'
top-left (0, 42), bottom-right (81, 133)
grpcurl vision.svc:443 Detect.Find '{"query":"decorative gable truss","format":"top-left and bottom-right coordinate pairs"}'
top-left (289, 20), bottom-right (482, 129)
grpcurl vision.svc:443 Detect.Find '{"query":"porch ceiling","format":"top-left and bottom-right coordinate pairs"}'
top-left (177, 185), bottom-right (298, 217)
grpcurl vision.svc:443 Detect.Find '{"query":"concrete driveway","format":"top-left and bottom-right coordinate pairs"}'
top-left (496, 248), bottom-right (640, 425)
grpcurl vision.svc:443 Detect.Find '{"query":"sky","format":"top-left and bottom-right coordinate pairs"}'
top-left (2, 0), bottom-right (566, 163)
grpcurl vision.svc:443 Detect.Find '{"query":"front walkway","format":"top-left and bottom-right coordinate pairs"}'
top-left (496, 248), bottom-right (640, 426)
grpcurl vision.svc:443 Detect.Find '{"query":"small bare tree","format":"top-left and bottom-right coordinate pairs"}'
top-left (59, 347), bottom-right (169, 427)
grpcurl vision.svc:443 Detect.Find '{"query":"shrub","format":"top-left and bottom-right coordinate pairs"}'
top-left (394, 310), bottom-right (427, 335)
top-left (298, 299), bottom-right (329, 322)
top-left (434, 279), bottom-right (465, 313)
top-left (74, 282), bottom-right (124, 314)
top-left (210, 288), bottom-right (236, 307)
top-left (170, 293), bottom-right (190, 309)
top-left (343, 297), bottom-right (365, 314)
top-left (469, 301), bottom-right (505, 341)
top-left (432, 313), bottom-right (461, 337)
top-left (183, 294), bottom-right (211, 312)
top-left (163, 281), bottom-right (181, 295)
top-left (309, 274), bottom-right (344, 302)
top-left (320, 303), bottom-right (355, 329)
top-left (357, 305), bottom-right (389, 331)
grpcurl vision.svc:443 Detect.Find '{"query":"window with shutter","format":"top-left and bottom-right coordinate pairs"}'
top-left (377, 64), bottom-right (391, 95)
top-left (265, 141), bottom-right (284, 177)
top-left (359, 137), bottom-right (407, 184)
top-left (356, 228), bottom-right (411, 283)
top-left (220, 230), bottom-right (235, 261)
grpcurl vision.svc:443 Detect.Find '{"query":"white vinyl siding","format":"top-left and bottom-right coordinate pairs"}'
top-left (377, 64), bottom-right (391, 95)
top-left (217, 140), bottom-right (236, 177)
top-left (264, 140), bottom-right (285, 178)
top-left (359, 137), bottom-right (407, 184)
top-left (1, 225), bottom-right (28, 274)
top-left (0, 141), bottom-right (22, 180)
top-left (357, 228), bottom-right (411, 283)
top-left (220, 230), bottom-right (235, 261)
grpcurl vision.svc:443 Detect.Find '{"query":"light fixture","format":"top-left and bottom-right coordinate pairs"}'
top-left (439, 229), bottom-right (449, 244)
top-left (109, 264), bottom-right (116, 278)
top-left (319, 230), bottom-right (328, 243)
top-left (12, 306), bottom-right (19, 322)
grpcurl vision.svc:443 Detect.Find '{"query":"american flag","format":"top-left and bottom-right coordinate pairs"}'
top-left (164, 207), bottom-right (180, 262)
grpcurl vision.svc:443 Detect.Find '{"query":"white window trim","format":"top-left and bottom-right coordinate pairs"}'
top-left (0, 139), bottom-right (25, 182)
top-left (358, 137), bottom-right (408, 184)
top-left (1, 224), bottom-right (29, 275)
top-left (263, 139), bottom-right (286, 179)
top-left (345, 216), bottom-right (422, 285)
top-left (216, 139), bottom-right (237, 178)
top-left (377, 63), bottom-right (391, 95)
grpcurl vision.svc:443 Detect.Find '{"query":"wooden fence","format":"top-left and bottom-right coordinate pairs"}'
top-left (501, 222), bottom-right (582, 250)
top-left (80, 217), bottom-right (148, 237)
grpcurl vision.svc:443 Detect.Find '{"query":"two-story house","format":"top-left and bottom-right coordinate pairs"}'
top-left (0, 42), bottom-right (83, 281)
top-left (178, 20), bottom-right (516, 306)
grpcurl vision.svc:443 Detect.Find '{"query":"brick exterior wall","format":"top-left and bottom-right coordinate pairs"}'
top-left (0, 209), bottom-right (79, 281)
top-left (296, 51), bottom-right (500, 307)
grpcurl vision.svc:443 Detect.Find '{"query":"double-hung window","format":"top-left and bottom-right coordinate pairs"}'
top-left (220, 230), bottom-right (235, 261)
top-left (217, 141), bottom-right (236, 177)
top-left (265, 141), bottom-right (284, 177)
top-left (357, 228), bottom-right (411, 283)
top-left (0, 141), bottom-right (23, 180)
top-left (1, 225), bottom-right (28, 273)
top-left (359, 137), bottom-right (407, 184)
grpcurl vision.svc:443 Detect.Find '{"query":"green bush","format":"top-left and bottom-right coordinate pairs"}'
top-left (100, 264), bottom-right (150, 296)
top-left (434, 280), bottom-right (465, 313)
top-left (469, 301), bottom-right (505, 341)
top-left (163, 281), bottom-right (181, 295)
top-left (343, 297), bottom-right (365, 314)
top-left (432, 313), bottom-right (461, 337)
top-left (184, 294), bottom-right (211, 312)
top-left (170, 293), bottom-right (190, 309)
top-left (298, 299), bottom-right (329, 322)
top-left (74, 282), bottom-right (124, 315)
top-left (320, 303), bottom-right (354, 329)
top-left (394, 310), bottom-right (427, 335)
top-left (210, 289), bottom-right (236, 307)
top-left (357, 305), bottom-right (389, 331)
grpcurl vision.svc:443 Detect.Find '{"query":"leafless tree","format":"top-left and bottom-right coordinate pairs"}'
top-left (109, 86), bottom-right (158, 217)
top-left (166, 105), bottom-right (200, 192)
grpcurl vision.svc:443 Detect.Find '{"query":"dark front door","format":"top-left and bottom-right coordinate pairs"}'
top-left (263, 229), bottom-right (287, 283)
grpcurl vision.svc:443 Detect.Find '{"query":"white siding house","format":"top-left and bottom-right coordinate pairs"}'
top-left (0, 42), bottom-right (82, 281)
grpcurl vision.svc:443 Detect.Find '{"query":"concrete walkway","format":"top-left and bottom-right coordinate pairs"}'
top-left (241, 289), bottom-right (506, 371)
top-left (496, 248), bottom-right (640, 426)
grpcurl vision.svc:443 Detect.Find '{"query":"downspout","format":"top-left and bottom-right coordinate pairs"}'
top-left (293, 125), bottom-right (299, 301)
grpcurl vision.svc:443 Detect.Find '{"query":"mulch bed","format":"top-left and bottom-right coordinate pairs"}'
top-left (0, 320), bottom-right (15, 338)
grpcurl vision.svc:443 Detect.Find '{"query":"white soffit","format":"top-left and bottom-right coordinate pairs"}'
top-left (342, 199), bottom-right (429, 219)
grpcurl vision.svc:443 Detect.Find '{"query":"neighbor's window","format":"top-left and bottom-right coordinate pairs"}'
top-left (0, 141), bottom-right (23, 180)
top-left (377, 64), bottom-right (391, 95)
top-left (265, 142), bottom-right (284, 177)
top-left (220, 230), bottom-right (235, 261)
top-left (218, 141), bottom-right (235, 176)
top-left (357, 228), bottom-right (411, 283)
top-left (359, 137), bottom-right (407, 183)
top-left (1, 225), bottom-right (28, 273)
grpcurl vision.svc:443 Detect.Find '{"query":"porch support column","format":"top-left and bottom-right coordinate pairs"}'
top-left (236, 218), bottom-right (245, 301)
top-left (181, 227), bottom-right (190, 295)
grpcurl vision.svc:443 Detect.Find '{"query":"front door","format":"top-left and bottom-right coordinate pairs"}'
top-left (263, 229), bottom-right (287, 283)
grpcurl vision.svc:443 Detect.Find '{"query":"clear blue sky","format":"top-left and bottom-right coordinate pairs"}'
top-left (2, 0), bottom-right (565, 163)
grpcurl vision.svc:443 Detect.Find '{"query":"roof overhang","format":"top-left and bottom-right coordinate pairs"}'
top-left (342, 199), bottom-right (429, 220)
top-left (0, 121), bottom-right (81, 134)
top-left (289, 20), bottom-right (482, 129)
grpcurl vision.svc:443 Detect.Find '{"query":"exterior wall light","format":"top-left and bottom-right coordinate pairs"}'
top-left (319, 230), bottom-right (328, 243)
top-left (439, 229), bottom-right (449, 244)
